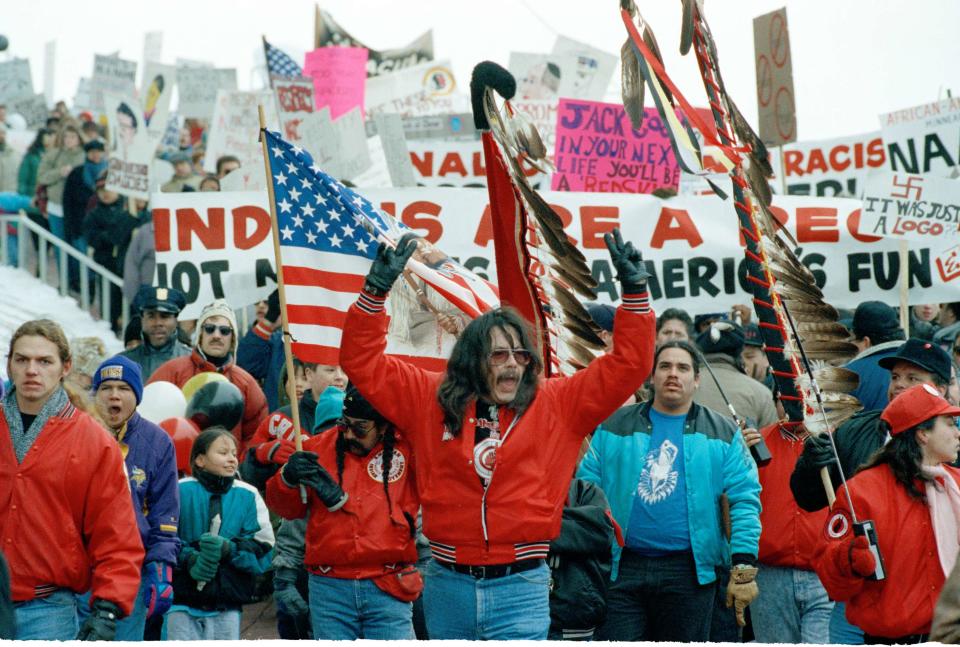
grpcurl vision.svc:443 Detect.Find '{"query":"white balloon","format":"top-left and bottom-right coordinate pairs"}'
top-left (137, 381), bottom-right (187, 423)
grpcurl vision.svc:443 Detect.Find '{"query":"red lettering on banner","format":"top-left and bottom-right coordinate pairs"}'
top-left (649, 207), bottom-right (703, 249)
top-left (806, 150), bottom-right (828, 174)
top-left (233, 206), bottom-right (272, 250)
top-left (379, 202), bottom-right (396, 218)
top-left (276, 86), bottom-right (313, 112)
top-left (783, 150), bottom-right (803, 176)
top-left (846, 208), bottom-right (883, 243)
top-left (409, 152), bottom-right (432, 177)
top-left (471, 153), bottom-right (487, 177)
top-left (581, 206), bottom-right (620, 248)
top-left (154, 208), bottom-right (171, 252)
top-left (828, 145), bottom-right (851, 172)
top-left (438, 153), bottom-right (468, 178)
top-left (176, 208), bottom-right (226, 251)
top-left (401, 201), bottom-right (443, 243)
top-left (474, 206), bottom-right (492, 246)
top-left (866, 138), bottom-right (886, 167)
top-left (796, 207), bottom-right (838, 243)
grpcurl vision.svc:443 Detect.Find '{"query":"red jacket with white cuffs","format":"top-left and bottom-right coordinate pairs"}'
top-left (757, 423), bottom-right (828, 570)
top-left (339, 289), bottom-right (655, 565)
top-left (265, 425), bottom-right (419, 579)
top-left (813, 463), bottom-right (960, 638)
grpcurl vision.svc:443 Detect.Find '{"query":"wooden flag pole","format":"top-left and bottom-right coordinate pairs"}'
top-left (258, 105), bottom-right (307, 502)
top-left (898, 240), bottom-right (910, 334)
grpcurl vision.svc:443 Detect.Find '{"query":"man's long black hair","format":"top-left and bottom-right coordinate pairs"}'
top-left (437, 306), bottom-right (543, 437)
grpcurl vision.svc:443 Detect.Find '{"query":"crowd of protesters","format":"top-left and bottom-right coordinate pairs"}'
top-left (1, 99), bottom-right (960, 644)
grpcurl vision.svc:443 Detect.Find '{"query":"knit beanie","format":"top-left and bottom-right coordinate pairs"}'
top-left (91, 355), bottom-right (144, 404)
top-left (197, 299), bottom-right (239, 354)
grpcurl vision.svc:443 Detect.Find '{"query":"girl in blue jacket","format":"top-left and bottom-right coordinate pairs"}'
top-left (165, 428), bottom-right (275, 640)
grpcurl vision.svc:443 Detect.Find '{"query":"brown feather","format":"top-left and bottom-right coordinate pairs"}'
top-left (776, 283), bottom-right (826, 305)
top-left (621, 39), bottom-right (644, 130)
top-left (796, 367), bottom-right (860, 395)
top-left (680, 0), bottom-right (695, 55)
top-left (551, 262), bottom-right (597, 300)
top-left (781, 301), bottom-right (840, 321)
top-left (745, 160), bottom-right (773, 208)
top-left (795, 321), bottom-right (851, 339)
top-left (563, 319), bottom-right (607, 350)
top-left (516, 182), bottom-right (571, 260)
top-left (788, 340), bottom-right (859, 361)
top-left (552, 284), bottom-right (599, 330)
top-left (566, 339), bottom-right (598, 368)
top-left (642, 26), bottom-right (672, 104)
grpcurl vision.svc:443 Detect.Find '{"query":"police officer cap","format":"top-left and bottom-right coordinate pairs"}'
top-left (135, 285), bottom-right (187, 315)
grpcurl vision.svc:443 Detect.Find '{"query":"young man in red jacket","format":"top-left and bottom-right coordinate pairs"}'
top-left (0, 320), bottom-right (143, 640)
top-left (338, 228), bottom-right (656, 639)
top-left (266, 384), bottom-right (419, 639)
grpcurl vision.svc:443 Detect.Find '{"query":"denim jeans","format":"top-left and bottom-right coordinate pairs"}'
top-left (831, 601), bottom-right (866, 644)
top-left (165, 609), bottom-right (241, 640)
top-left (751, 564), bottom-right (833, 643)
top-left (596, 551), bottom-right (715, 641)
top-left (422, 558), bottom-right (551, 640)
top-left (13, 590), bottom-right (79, 640)
top-left (308, 573), bottom-right (414, 640)
top-left (76, 579), bottom-right (149, 641)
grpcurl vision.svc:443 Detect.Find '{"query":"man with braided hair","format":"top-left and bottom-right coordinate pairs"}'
top-left (265, 383), bottom-right (420, 640)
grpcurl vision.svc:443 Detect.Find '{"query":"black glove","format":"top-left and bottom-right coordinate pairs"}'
top-left (265, 289), bottom-right (281, 323)
top-left (363, 233), bottom-right (419, 296)
top-left (273, 567), bottom-right (309, 618)
top-left (280, 451), bottom-right (322, 487)
top-left (303, 464), bottom-right (349, 512)
top-left (603, 227), bottom-right (650, 294)
top-left (77, 599), bottom-right (123, 641)
top-left (800, 433), bottom-right (835, 470)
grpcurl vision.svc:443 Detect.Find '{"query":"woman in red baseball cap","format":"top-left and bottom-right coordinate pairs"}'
top-left (813, 383), bottom-right (960, 643)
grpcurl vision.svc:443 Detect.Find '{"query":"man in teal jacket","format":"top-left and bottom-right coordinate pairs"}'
top-left (578, 339), bottom-right (761, 641)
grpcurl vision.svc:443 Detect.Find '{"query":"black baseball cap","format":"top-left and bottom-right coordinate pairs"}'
top-left (878, 338), bottom-right (953, 382)
top-left (743, 323), bottom-right (763, 347)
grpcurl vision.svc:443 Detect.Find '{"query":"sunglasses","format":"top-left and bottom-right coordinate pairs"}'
top-left (202, 323), bottom-right (233, 336)
top-left (339, 417), bottom-right (376, 438)
top-left (488, 348), bottom-right (533, 366)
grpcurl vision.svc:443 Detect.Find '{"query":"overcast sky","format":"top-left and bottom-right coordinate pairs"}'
top-left (6, 0), bottom-right (958, 141)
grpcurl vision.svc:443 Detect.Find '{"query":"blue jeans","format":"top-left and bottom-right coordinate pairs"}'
top-left (422, 558), bottom-right (551, 640)
top-left (831, 601), bottom-right (866, 644)
top-left (165, 609), bottom-right (240, 640)
top-left (76, 579), bottom-right (148, 641)
top-left (308, 573), bottom-right (414, 640)
top-left (13, 590), bottom-right (79, 640)
top-left (751, 564), bottom-right (833, 643)
top-left (597, 550), bottom-right (715, 641)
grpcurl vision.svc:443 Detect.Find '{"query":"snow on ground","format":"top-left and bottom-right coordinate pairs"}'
top-left (0, 265), bottom-right (121, 382)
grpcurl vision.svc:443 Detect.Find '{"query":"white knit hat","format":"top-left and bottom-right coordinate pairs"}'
top-left (196, 299), bottom-right (239, 355)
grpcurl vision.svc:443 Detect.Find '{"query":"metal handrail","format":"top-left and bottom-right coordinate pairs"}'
top-left (0, 212), bottom-right (128, 335)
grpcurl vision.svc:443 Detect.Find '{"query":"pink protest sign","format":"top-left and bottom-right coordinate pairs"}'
top-left (551, 99), bottom-right (679, 193)
top-left (303, 47), bottom-right (368, 120)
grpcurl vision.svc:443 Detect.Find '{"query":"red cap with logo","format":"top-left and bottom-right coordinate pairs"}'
top-left (880, 384), bottom-right (960, 435)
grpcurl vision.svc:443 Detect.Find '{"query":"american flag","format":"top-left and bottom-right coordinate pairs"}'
top-left (264, 129), bottom-right (499, 367)
top-left (262, 37), bottom-right (303, 78)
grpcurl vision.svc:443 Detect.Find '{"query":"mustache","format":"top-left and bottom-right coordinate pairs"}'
top-left (496, 371), bottom-right (521, 383)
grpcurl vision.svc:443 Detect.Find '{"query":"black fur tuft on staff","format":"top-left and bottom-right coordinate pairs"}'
top-left (470, 61), bottom-right (516, 130)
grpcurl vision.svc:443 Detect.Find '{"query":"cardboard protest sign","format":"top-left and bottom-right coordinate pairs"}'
top-left (860, 171), bottom-right (960, 243)
top-left (551, 36), bottom-right (618, 101)
top-left (298, 108), bottom-right (340, 177)
top-left (768, 131), bottom-right (887, 197)
top-left (140, 62), bottom-right (175, 139)
top-left (333, 108), bottom-right (372, 180)
top-left (512, 99), bottom-right (560, 155)
top-left (552, 100), bottom-right (679, 193)
top-left (753, 7), bottom-right (796, 145)
top-left (351, 134), bottom-right (393, 188)
top-left (11, 94), bottom-right (49, 129)
top-left (373, 113), bottom-right (415, 187)
top-left (314, 8), bottom-right (433, 77)
top-left (176, 67), bottom-right (237, 119)
top-left (203, 90), bottom-right (279, 176)
top-left (365, 60), bottom-right (464, 118)
top-left (357, 188), bottom-right (960, 312)
top-left (73, 77), bottom-right (94, 115)
top-left (104, 92), bottom-right (160, 200)
top-left (509, 52), bottom-right (575, 102)
top-left (0, 59), bottom-right (34, 103)
top-left (43, 42), bottom-right (55, 105)
top-left (142, 31), bottom-right (163, 67)
top-left (880, 97), bottom-right (960, 176)
top-left (91, 55), bottom-right (137, 114)
top-left (272, 76), bottom-right (315, 143)
top-left (400, 113), bottom-right (474, 140)
top-left (303, 47), bottom-right (367, 120)
top-left (151, 191), bottom-right (276, 318)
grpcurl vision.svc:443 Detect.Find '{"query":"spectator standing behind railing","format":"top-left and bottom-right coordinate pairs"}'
top-left (36, 124), bottom-right (84, 243)
top-left (0, 125), bottom-right (21, 194)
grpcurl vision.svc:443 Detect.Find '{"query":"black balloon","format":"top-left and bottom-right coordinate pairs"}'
top-left (186, 381), bottom-right (245, 430)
